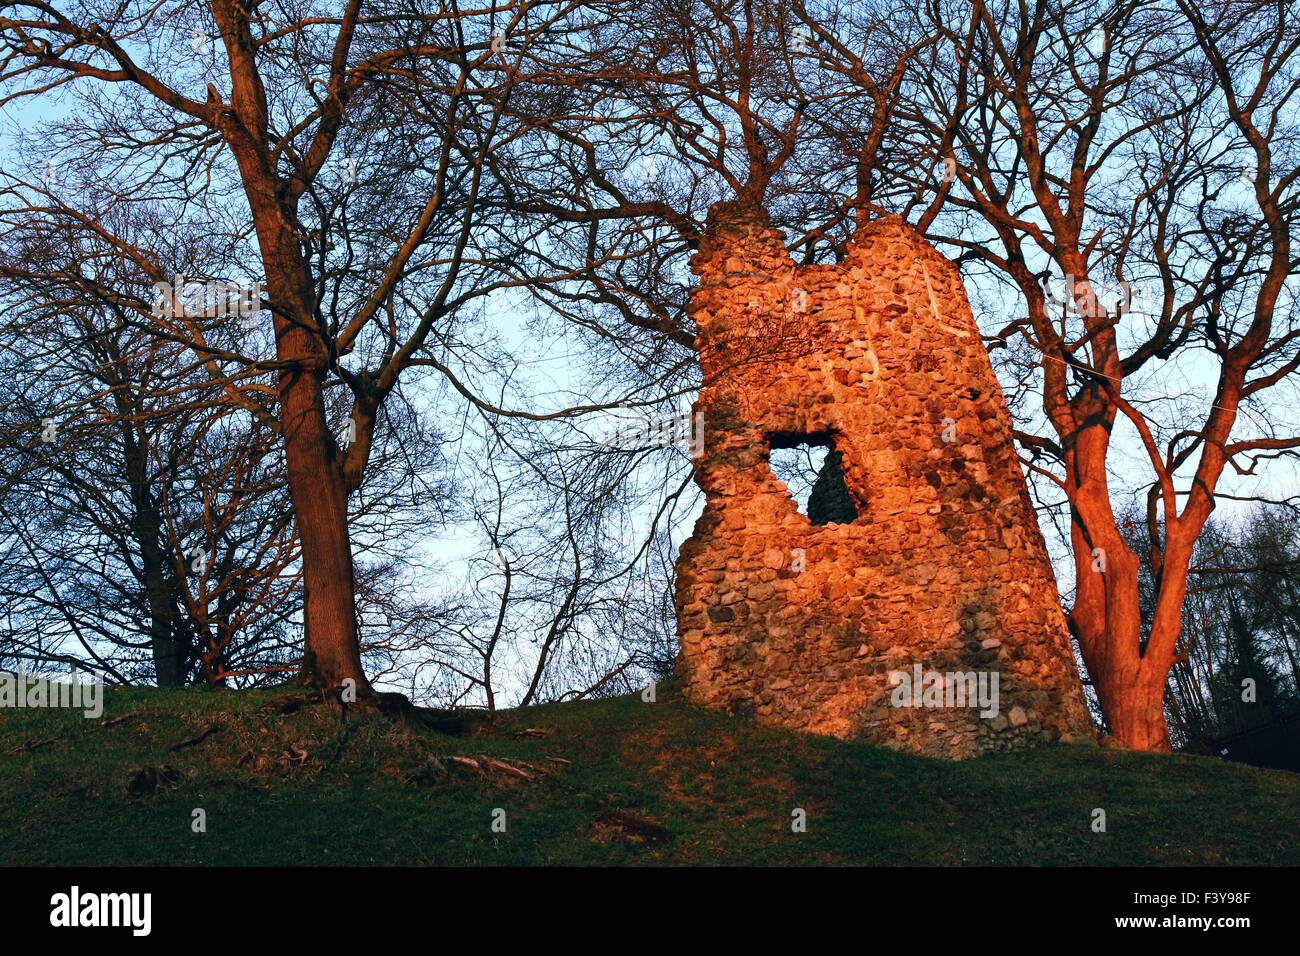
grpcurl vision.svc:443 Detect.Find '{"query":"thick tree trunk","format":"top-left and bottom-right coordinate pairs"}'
top-left (224, 162), bottom-right (371, 694)
top-left (1069, 549), bottom-right (1176, 751)
top-left (278, 360), bottom-right (371, 693)
top-left (1066, 416), bottom-right (1176, 751)
top-left (1099, 669), bottom-right (1171, 751)
top-left (212, 0), bottom-right (379, 696)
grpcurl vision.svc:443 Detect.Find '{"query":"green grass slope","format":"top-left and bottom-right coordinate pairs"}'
top-left (2, 681), bottom-right (1296, 866)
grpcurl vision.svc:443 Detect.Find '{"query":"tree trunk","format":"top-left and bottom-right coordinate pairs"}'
top-left (145, 571), bottom-right (188, 688)
top-left (1099, 669), bottom-right (1171, 751)
top-left (1068, 533), bottom-right (1174, 751)
top-left (123, 433), bottom-right (188, 687)
top-left (217, 112), bottom-right (372, 693)
top-left (1065, 412), bottom-right (1176, 751)
top-left (1070, 569), bottom-right (1176, 752)
top-left (279, 359), bottom-right (371, 693)
top-left (211, 0), bottom-right (383, 695)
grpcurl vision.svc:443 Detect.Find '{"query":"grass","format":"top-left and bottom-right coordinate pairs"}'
top-left (2, 680), bottom-right (1297, 866)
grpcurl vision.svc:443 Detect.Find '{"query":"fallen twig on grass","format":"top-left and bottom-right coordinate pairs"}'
top-left (168, 723), bottom-right (223, 751)
top-left (479, 755), bottom-right (530, 779)
top-left (592, 810), bottom-right (673, 845)
top-left (7, 735), bottom-right (58, 755)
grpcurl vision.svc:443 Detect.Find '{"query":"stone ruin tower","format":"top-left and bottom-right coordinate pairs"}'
top-left (674, 202), bottom-right (1095, 758)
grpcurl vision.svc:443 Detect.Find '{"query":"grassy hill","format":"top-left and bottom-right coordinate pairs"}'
top-left (2, 680), bottom-right (1297, 866)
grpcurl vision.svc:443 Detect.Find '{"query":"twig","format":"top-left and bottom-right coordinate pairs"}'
top-left (168, 722), bottom-right (223, 751)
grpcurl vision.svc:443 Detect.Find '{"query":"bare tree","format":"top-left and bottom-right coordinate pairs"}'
top-left (0, 217), bottom-right (301, 685)
top-left (0, 0), bottom-right (572, 693)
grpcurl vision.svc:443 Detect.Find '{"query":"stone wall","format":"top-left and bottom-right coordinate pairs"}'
top-left (674, 201), bottom-right (1096, 758)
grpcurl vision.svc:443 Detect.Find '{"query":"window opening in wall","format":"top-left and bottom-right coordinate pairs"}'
top-left (765, 434), bottom-right (858, 525)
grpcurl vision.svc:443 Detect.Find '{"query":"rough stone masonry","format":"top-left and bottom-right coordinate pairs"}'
top-left (674, 201), bottom-right (1096, 758)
